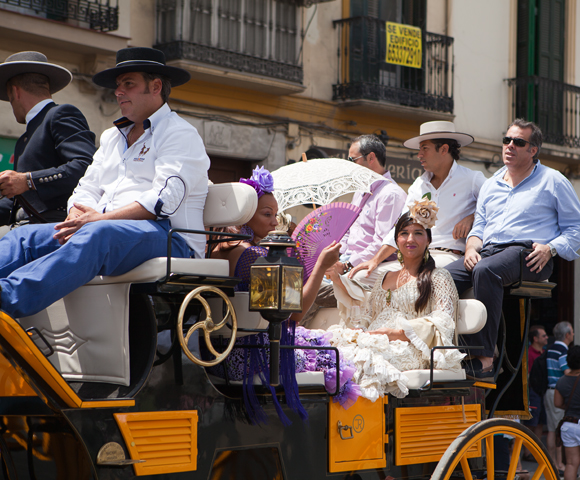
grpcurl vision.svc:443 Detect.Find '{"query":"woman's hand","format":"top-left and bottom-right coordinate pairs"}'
top-left (317, 241), bottom-right (342, 271)
top-left (367, 327), bottom-right (409, 341)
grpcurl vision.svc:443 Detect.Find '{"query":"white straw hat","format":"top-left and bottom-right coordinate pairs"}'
top-left (403, 121), bottom-right (474, 149)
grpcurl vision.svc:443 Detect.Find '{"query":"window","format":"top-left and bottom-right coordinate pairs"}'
top-left (157, 0), bottom-right (298, 65)
top-left (515, 0), bottom-right (567, 142)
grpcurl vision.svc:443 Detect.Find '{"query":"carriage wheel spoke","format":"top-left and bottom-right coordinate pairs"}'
top-left (460, 456), bottom-right (474, 480)
top-left (485, 435), bottom-right (495, 480)
top-left (506, 437), bottom-right (523, 480)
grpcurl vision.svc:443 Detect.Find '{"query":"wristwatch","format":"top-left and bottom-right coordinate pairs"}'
top-left (547, 243), bottom-right (557, 257)
top-left (343, 261), bottom-right (354, 274)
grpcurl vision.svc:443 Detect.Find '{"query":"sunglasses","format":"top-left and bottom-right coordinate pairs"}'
top-left (502, 136), bottom-right (535, 148)
top-left (348, 154), bottom-right (366, 162)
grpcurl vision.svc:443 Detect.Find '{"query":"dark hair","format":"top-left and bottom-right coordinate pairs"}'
top-left (567, 345), bottom-right (580, 370)
top-left (431, 138), bottom-right (461, 161)
top-left (352, 134), bottom-right (387, 167)
top-left (507, 118), bottom-right (542, 160)
top-left (140, 72), bottom-right (171, 103)
top-left (7, 72), bottom-right (50, 96)
top-left (529, 325), bottom-right (545, 344)
top-left (394, 212), bottom-right (435, 312)
top-left (210, 192), bottom-right (275, 254)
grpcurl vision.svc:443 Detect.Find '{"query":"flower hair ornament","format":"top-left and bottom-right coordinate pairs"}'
top-left (409, 198), bottom-right (439, 229)
top-left (240, 166), bottom-right (274, 198)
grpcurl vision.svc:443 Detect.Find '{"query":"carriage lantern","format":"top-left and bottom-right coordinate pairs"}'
top-left (249, 230), bottom-right (304, 386)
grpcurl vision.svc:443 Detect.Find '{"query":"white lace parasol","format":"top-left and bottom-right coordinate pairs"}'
top-left (271, 158), bottom-right (386, 212)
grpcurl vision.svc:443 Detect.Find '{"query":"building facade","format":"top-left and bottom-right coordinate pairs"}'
top-left (0, 0), bottom-right (579, 333)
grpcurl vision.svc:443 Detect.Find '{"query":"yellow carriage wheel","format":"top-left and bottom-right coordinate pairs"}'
top-left (432, 418), bottom-right (558, 480)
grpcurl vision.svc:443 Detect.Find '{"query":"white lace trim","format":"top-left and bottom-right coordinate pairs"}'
top-left (330, 268), bottom-right (465, 400)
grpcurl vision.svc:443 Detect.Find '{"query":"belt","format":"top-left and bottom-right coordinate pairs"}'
top-left (563, 416), bottom-right (580, 424)
top-left (431, 247), bottom-right (464, 256)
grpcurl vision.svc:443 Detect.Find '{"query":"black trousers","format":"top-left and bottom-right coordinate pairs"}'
top-left (445, 242), bottom-right (553, 358)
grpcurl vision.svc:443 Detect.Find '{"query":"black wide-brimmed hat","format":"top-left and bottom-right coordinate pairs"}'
top-left (92, 47), bottom-right (191, 89)
top-left (0, 51), bottom-right (72, 102)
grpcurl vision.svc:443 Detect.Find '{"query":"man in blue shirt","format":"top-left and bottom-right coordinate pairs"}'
top-left (446, 119), bottom-right (580, 381)
top-left (545, 321), bottom-right (573, 471)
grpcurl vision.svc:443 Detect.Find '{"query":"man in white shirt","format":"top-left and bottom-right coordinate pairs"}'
top-left (0, 47), bottom-right (210, 319)
top-left (348, 121), bottom-right (485, 288)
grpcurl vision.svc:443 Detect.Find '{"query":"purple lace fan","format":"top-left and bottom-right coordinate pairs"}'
top-left (291, 202), bottom-right (362, 282)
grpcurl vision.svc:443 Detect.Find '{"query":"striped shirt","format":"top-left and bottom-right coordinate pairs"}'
top-left (547, 341), bottom-right (569, 388)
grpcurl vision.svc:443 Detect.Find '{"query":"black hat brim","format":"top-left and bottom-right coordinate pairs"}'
top-left (92, 63), bottom-right (191, 89)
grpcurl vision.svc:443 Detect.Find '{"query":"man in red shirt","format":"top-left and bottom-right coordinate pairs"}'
top-left (528, 325), bottom-right (549, 370)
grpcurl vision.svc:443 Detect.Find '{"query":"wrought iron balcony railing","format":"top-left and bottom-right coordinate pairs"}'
top-left (507, 76), bottom-right (580, 149)
top-left (0, 0), bottom-right (118, 32)
top-left (155, 0), bottom-right (303, 85)
top-left (333, 16), bottom-right (454, 114)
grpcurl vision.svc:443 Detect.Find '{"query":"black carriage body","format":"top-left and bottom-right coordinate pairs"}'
top-left (0, 240), bottom-right (557, 479)
top-left (0, 341), bottom-right (486, 480)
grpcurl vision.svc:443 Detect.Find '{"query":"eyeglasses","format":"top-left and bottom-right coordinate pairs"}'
top-left (348, 154), bottom-right (366, 162)
top-left (502, 136), bottom-right (535, 148)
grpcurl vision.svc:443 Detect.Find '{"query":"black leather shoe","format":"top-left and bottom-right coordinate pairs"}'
top-left (463, 358), bottom-right (494, 383)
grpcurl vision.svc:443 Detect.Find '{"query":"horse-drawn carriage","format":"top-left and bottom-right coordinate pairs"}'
top-left (0, 183), bottom-right (559, 480)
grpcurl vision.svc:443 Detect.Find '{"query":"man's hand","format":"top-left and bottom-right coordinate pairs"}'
top-left (54, 203), bottom-right (102, 245)
top-left (349, 258), bottom-right (377, 278)
top-left (463, 236), bottom-right (483, 272)
top-left (464, 248), bottom-right (481, 271)
top-left (452, 213), bottom-right (475, 240)
top-left (526, 243), bottom-right (552, 273)
top-left (348, 244), bottom-right (396, 278)
top-left (0, 171), bottom-right (29, 197)
top-left (330, 261), bottom-right (346, 277)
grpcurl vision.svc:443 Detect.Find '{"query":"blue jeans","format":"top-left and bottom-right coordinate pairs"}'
top-left (0, 219), bottom-right (190, 318)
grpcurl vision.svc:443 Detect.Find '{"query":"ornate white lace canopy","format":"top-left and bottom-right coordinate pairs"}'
top-left (271, 158), bottom-right (386, 212)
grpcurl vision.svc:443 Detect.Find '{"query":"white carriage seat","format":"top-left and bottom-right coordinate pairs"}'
top-left (18, 183), bottom-right (258, 386)
top-left (208, 295), bottom-right (487, 391)
top-left (405, 298), bottom-right (487, 389)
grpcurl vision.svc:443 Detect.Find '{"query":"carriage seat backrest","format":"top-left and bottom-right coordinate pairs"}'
top-left (211, 296), bottom-right (487, 340)
top-left (203, 182), bottom-right (258, 229)
top-left (456, 299), bottom-right (487, 335)
top-left (18, 182), bottom-right (259, 387)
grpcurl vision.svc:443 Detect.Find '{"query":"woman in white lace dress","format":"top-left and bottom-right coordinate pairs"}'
top-left (328, 203), bottom-right (464, 401)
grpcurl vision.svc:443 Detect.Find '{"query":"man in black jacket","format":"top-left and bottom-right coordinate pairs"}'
top-left (0, 51), bottom-right (95, 230)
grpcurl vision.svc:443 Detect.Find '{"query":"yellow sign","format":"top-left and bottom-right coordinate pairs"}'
top-left (386, 22), bottom-right (422, 69)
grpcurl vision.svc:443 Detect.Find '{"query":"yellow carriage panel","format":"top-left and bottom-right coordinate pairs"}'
top-left (395, 404), bottom-right (481, 466)
top-left (329, 396), bottom-right (388, 473)
top-left (114, 411), bottom-right (199, 476)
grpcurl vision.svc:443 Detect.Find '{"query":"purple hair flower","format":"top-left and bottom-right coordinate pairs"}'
top-left (240, 166), bottom-right (274, 198)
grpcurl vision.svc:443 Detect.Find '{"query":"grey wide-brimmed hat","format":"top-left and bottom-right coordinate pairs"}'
top-left (403, 121), bottom-right (474, 149)
top-left (0, 51), bottom-right (72, 102)
top-left (92, 47), bottom-right (191, 89)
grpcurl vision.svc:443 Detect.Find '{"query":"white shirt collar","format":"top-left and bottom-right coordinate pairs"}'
top-left (424, 160), bottom-right (457, 186)
top-left (115, 103), bottom-right (171, 135)
top-left (25, 99), bottom-right (54, 124)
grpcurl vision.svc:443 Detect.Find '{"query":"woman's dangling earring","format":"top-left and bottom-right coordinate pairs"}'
top-left (423, 249), bottom-right (430, 264)
top-left (240, 224), bottom-right (255, 243)
top-left (397, 250), bottom-right (403, 264)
